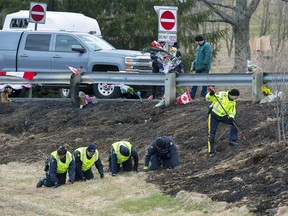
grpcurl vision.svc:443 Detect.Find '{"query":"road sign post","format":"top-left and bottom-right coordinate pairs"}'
top-left (29, 2), bottom-right (47, 30)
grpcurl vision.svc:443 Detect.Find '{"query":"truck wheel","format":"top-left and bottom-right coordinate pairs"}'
top-left (93, 83), bottom-right (120, 99)
top-left (59, 88), bottom-right (71, 98)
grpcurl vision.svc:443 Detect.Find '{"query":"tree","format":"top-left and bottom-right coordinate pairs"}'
top-left (200, 0), bottom-right (261, 72)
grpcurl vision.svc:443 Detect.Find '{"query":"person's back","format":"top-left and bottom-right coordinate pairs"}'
top-left (144, 136), bottom-right (179, 171)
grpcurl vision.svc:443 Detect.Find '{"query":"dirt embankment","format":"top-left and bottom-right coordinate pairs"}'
top-left (0, 99), bottom-right (286, 216)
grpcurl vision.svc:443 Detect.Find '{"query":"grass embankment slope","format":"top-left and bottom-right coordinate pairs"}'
top-left (0, 162), bottom-right (251, 216)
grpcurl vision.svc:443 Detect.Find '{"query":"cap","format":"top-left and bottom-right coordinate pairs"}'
top-left (57, 146), bottom-right (67, 156)
top-left (229, 89), bottom-right (240, 96)
top-left (195, 35), bottom-right (204, 42)
top-left (155, 137), bottom-right (165, 149)
top-left (87, 144), bottom-right (96, 152)
top-left (120, 145), bottom-right (130, 156)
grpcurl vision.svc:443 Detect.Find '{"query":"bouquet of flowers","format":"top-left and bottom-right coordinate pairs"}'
top-left (142, 43), bottom-right (182, 74)
top-left (105, 84), bottom-right (142, 102)
top-left (262, 85), bottom-right (272, 96)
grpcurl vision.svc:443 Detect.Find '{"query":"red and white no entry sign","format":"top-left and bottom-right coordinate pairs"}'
top-left (29, 2), bottom-right (47, 24)
top-left (160, 10), bottom-right (176, 31)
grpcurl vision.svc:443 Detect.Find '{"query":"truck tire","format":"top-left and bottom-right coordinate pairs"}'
top-left (59, 88), bottom-right (71, 98)
top-left (93, 83), bottom-right (120, 99)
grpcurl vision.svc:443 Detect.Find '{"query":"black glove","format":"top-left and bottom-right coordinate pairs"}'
top-left (81, 177), bottom-right (86, 181)
top-left (100, 173), bottom-right (104, 179)
top-left (209, 90), bottom-right (215, 96)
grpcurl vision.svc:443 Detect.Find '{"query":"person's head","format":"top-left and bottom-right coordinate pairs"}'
top-left (194, 35), bottom-right (204, 45)
top-left (120, 145), bottom-right (130, 156)
top-left (155, 137), bottom-right (165, 149)
top-left (228, 89), bottom-right (240, 100)
top-left (57, 146), bottom-right (67, 159)
top-left (86, 144), bottom-right (96, 157)
top-left (172, 42), bottom-right (179, 49)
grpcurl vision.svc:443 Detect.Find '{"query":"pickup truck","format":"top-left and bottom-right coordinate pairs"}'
top-left (0, 30), bottom-right (152, 98)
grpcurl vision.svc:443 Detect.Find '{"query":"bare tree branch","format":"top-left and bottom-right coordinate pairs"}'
top-left (201, 0), bottom-right (237, 25)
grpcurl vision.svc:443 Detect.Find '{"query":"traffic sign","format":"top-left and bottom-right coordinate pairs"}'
top-left (29, 2), bottom-right (47, 24)
top-left (159, 9), bottom-right (177, 32)
top-left (158, 33), bottom-right (177, 42)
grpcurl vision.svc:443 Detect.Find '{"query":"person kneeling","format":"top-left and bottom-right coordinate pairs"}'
top-left (74, 144), bottom-right (104, 181)
top-left (143, 136), bottom-right (179, 171)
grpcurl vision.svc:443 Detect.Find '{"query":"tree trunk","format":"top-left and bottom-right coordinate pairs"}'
top-left (232, 19), bottom-right (251, 72)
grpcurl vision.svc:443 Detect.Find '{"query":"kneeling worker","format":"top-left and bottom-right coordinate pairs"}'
top-left (74, 144), bottom-right (104, 181)
top-left (36, 146), bottom-right (75, 188)
top-left (144, 136), bottom-right (180, 171)
top-left (108, 141), bottom-right (139, 176)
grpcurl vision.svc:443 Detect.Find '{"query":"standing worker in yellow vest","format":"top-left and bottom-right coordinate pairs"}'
top-left (74, 144), bottom-right (104, 181)
top-left (36, 146), bottom-right (75, 188)
top-left (206, 89), bottom-right (240, 157)
top-left (108, 141), bottom-right (139, 176)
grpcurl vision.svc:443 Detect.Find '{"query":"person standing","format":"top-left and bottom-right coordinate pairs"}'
top-left (149, 41), bottom-right (164, 100)
top-left (206, 89), bottom-right (240, 157)
top-left (36, 146), bottom-right (75, 188)
top-left (108, 141), bottom-right (139, 176)
top-left (74, 144), bottom-right (104, 181)
top-left (143, 136), bottom-right (179, 171)
top-left (190, 35), bottom-right (212, 100)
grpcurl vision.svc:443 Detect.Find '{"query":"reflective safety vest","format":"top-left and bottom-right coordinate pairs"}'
top-left (75, 147), bottom-right (99, 172)
top-left (112, 141), bottom-right (132, 164)
top-left (51, 151), bottom-right (72, 174)
top-left (208, 91), bottom-right (237, 118)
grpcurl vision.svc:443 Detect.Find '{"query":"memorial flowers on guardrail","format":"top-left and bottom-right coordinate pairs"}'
top-left (142, 41), bottom-right (182, 74)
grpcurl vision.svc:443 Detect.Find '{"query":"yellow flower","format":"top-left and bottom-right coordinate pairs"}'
top-left (262, 86), bottom-right (272, 96)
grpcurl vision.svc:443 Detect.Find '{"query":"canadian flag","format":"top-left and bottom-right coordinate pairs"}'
top-left (177, 91), bottom-right (192, 105)
top-left (67, 65), bottom-right (79, 76)
top-left (0, 71), bottom-right (35, 80)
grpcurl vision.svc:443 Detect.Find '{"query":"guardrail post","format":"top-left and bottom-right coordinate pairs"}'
top-left (164, 73), bottom-right (176, 106)
top-left (70, 73), bottom-right (81, 107)
top-left (252, 72), bottom-right (264, 103)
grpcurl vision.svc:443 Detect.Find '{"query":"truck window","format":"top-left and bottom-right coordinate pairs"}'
top-left (10, 18), bottom-right (29, 28)
top-left (25, 34), bottom-right (51, 51)
top-left (55, 35), bottom-right (82, 52)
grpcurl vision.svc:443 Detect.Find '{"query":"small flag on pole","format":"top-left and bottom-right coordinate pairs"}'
top-left (66, 65), bottom-right (79, 76)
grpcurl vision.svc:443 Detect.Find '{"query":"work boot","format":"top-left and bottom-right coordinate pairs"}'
top-left (229, 140), bottom-right (239, 146)
top-left (36, 177), bottom-right (45, 188)
top-left (208, 152), bottom-right (215, 157)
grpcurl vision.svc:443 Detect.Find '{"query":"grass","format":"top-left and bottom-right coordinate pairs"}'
top-left (0, 162), bottom-right (252, 216)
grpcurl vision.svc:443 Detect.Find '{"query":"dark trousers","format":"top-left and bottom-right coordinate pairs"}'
top-left (148, 153), bottom-right (179, 170)
top-left (190, 69), bottom-right (209, 99)
top-left (43, 172), bottom-right (67, 187)
top-left (109, 156), bottom-right (133, 174)
top-left (208, 112), bottom-right (238, 154)
top-left (75, 169), bottom-right (94, 181)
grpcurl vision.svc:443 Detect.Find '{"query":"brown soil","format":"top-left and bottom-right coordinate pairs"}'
top-left (0, 98), bottom-right (286, 216)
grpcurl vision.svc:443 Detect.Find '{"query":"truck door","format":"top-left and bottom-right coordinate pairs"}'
top-left (51, 34), bottom-right (89, 72)
top-left (17, 33), bottom-right (52, 72)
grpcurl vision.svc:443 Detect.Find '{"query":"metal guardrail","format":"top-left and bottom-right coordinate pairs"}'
top-left (1, 71), bottom-right (288, 86)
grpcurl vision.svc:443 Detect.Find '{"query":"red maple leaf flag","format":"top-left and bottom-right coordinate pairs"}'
top-left (66, 65), bottom-right (79, 76)
top-left (177, 91), bottom-right (192, 105)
